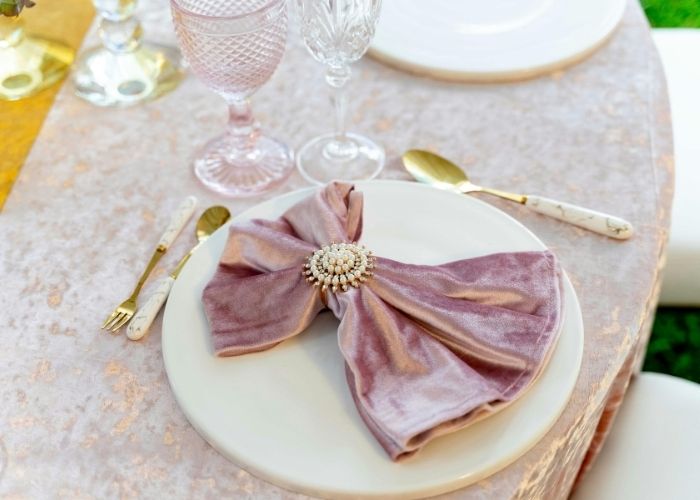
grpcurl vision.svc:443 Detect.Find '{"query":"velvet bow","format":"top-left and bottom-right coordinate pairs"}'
top-left (203, 182), bottom-right (563, 460)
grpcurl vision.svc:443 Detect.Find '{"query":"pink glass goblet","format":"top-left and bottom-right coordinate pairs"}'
top-left (171, 0), bottom-right (293, 197)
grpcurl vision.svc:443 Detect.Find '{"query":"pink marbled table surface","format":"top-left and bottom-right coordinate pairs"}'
top-left (0, 1), bottom-right (673, 498)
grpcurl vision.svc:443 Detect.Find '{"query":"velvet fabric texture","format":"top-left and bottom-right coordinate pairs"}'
top-left (202, 182), bottom-right (564, 461)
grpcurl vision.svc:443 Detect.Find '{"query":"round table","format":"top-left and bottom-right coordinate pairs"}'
top-left (0, 1), bottom-right (672, 498)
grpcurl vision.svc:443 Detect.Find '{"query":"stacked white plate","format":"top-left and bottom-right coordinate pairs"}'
top-left (370, 0), bottom-right (626, 81)
top-left (162, 182), bottom-right (584, 499)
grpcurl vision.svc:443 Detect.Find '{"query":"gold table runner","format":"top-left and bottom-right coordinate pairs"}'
top-left (0, 0), bottom-right (93, 209)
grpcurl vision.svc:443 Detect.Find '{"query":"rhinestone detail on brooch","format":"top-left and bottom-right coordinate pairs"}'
top-left (303, 242), bottom-right (376, 293)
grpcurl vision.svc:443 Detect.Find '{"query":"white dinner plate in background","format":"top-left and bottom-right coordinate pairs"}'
top-left (370, 0), bottom-right (626, 81)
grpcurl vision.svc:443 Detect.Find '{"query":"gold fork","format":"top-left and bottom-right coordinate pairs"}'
top-left (102, 196), bottom-right (197, 332)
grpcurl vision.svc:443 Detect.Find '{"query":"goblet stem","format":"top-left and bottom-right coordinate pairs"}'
top-left (74, 0), bottom-right (182, 106)
top-left (324, 65), bottom-right (358, 162)
top-left (95, 0), bottom-right (143, 54)
top-left (226, 98), bottom-right (261, 159)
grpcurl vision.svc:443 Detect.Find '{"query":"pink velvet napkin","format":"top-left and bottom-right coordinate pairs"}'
top-left (203, 182), bottom-right (563, 461)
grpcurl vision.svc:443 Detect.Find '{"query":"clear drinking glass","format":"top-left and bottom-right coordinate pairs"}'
top-left (171, 0), bottom-right (293, 197)
top-left (73, 0), bottom-right (183, 107)
top-left (295, 0), bottom-right (384, 185)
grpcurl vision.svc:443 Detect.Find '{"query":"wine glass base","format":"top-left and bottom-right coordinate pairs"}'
top-left (296, 132), bottom-right (385, 185)
top-left (194, 133), bottom-right (294, 197)
top-left (0, 35), bottom-right (74, 101)
top-left (73, 42), bottom-right (183, 107)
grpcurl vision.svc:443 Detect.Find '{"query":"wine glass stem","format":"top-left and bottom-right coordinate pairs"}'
top-left (324, 65), bottom-right (357, 161)
top-left (227, 98), bottom-right (260, 158)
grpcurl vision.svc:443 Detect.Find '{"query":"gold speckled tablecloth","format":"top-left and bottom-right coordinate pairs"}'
top-left (0, 1), bottom-right (673, 498)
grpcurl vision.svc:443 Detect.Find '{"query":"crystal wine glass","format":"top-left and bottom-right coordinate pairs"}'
top-left (171, 0), bottom-right (293, 197)
top-left (73, 0), bottom-right (183, 107)
top-left (295, 0), bottom-right (384, 185)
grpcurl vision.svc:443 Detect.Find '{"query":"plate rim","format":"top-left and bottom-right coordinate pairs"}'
top-left (368, 0), bottom-right (626, 82)
top-left (162, 180), bottom-right (584, 499)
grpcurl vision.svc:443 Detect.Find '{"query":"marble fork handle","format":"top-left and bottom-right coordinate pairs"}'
top-left (525, 195), bottom-right (633, 240)
top-left (158, 196), bottom-right (197, 250)
top-left (127, 276), bottom-right (174, 340)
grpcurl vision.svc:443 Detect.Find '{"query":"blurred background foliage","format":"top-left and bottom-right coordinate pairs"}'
top-left (645, 310), bottom-right (700, 382)
top-left (641, 0), bottom-right (700, 382)
top-left (643, 0), bottom-right (700, 27)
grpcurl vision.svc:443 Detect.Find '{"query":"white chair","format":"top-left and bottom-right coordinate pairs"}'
top-left (572, 372), bottom-right (700, 500)
top-left (652, 29), bottom-right (700, 305)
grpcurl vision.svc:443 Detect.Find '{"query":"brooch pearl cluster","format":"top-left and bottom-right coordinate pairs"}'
top-left (303, 242), bottom-right (376, 293)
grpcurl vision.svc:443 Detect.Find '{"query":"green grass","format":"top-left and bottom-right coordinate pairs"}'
top-left (644, 309), bottom-right (700, 382)
top-left (642, 0), bottom-right (700, 27)
top-left (641, 1), bottom-right (700, 383)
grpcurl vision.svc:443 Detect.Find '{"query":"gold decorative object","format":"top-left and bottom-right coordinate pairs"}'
top-left (0, 13), bottom-right (74, 101)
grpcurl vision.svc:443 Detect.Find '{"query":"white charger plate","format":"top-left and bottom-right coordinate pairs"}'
top-left (162, 181), bottom-right (583, 499)
top-left (370, 0), bottom-right (626, 81)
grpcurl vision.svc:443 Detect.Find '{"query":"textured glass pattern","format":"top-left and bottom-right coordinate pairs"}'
top-left (172, 0), bottom-right (287, 99)
top-left (297, 0), bottom-right (381, 67)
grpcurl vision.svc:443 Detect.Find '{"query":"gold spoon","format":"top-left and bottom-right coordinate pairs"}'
top-left (126, 206), bottom-right (232, 340)
top-left (402, 149), bottom-right (633, 240)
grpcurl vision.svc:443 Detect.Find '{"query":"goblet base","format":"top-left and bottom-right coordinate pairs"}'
top-left (296, 132), bottom-right (385, 185)
top-left (194, 133), bottom-right (294, 197)
top-left (0, 34), bottom-right (74, 101)
top-left (73, 42), bottom-right (183, 107)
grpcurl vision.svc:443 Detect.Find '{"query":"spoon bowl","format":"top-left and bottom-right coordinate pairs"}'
top-left (176, 206), bottom-right (231, 278)
top-left (403, 149), bottom-right (470, 189)
top-left (196, 206), bottom-right (232, 243)
top-left (403, 150), bottom-right (526, 203)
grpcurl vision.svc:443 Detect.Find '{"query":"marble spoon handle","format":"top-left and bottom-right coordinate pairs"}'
top-left (126, 276), bottom-right (175, 340)
top-left (525, 195), bottom-right (633, 239)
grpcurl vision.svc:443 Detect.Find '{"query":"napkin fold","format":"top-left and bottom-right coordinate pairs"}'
top-left (203, 182), bottom-right (563, 460)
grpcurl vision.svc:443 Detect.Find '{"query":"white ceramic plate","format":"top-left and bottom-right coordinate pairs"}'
top-left (162, 181), bottom-right (583, 499)
top-left (370, 0), bottom-right (626, 81)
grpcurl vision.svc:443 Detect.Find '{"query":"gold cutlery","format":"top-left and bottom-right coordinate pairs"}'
top-left (402, 149), bottom-right (633, 240)
top-left (101, 196), bottom-right (197, 332)
top-left (126, 205), bottom-right (231, 340)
